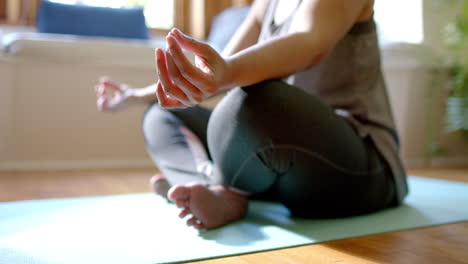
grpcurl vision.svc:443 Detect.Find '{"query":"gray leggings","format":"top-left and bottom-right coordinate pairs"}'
top-left (143, 80), bottom-right (396, 218)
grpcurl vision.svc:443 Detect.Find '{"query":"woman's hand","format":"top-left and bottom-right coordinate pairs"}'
top-left (95, 77), bottom-right (135, 112)
top-left (155, 28), bottom-right (232, 109)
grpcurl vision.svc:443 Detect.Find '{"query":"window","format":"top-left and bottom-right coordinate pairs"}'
top-left (49, 0), bottom-right (174, 29)
top-left (374, 0), bottom-right (424, 45)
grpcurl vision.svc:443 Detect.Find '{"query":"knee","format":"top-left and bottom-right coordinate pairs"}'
top-left (207, 87), bottom-right (268, 158)
top-left (208, 80), bottom-right (287, 135)
top-left (142, 104), bottom-right (160, 137)
top-left (142, 104), bottom-right (181, 146)
top-left (223, 80), bottom-right (290, 112)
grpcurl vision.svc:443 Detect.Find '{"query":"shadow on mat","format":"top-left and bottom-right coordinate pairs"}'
top-left (201, 201), bottom-right (432, 247)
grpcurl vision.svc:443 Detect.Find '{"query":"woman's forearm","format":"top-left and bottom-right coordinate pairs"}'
top-left (129, 84), bottom-right (158, 104)
top-left (222, 0), bottom-right (269, 58)
top-left (224, 32), bottom-right (327, 90)
top-left (222, 0), bottom-right (370, 90)
top-left (222, 12), bottom-right (262, 58)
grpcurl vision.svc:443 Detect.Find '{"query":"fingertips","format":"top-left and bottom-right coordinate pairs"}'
top-left (168, 27), bottom-right (182, 39)
top-left (156, 47), bottom-right (164, 58)
top-left (166, 35), bottom-right (181, 54)
top-left (165, 37), bottom-right (209, 90)
top-left (96, 84), bottom-right (106, 96)
top-left (155, 48), bottom-right (166, 68)
top-left (96, 95), bottom-right (108, 111)
top-left (169, 28), bottom-right (191, 45)
top-left (102, 79), bottom-right (121, 91)
top-left (168, 28), bottom-right (212, 58)
top-left (156, 82), bottom-right (185, 109)
top-left (156, 51), bottom-right (193, 106)
top-left (155, 81), bottom-right (166, 106)
top-left (166, 53), bottom-right (204, 104)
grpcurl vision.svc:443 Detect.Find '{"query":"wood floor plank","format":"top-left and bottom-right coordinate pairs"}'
top-left (0, 168), bottom-right (156, 202)
top-left (0, 167), bottom-right (467, 264)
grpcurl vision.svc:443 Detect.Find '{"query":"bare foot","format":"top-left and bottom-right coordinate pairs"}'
top-left (150, 173), bottom-right (171, 199)
top-left (168, 184), bottom-right (248, 230)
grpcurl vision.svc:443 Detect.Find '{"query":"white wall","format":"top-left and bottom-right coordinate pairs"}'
top-left (0, 57), bottom-right (15, 162)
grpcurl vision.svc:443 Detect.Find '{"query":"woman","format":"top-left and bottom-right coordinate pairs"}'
top-left (95, 0), bottom-right (408, 230)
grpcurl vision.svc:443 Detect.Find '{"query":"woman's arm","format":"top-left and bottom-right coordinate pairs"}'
top-left (96, 1), bottom-right (269, 110)
top-left (155, 0), bottom-right (371, 108)
top-left (226, 0), bottom-right (371, 88)
top-left (221, 0), bottom-right (269, 57)
top-left (129, 84), bottom-right (158, 104)
top-left (95, 78), bottom-right (157, 112)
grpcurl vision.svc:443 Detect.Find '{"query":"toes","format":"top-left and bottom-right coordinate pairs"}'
top-left (168, 185), bottom-right (191, 206)
top-left (175, 199), bottom-right (189, 208)
top-left (194, 222), bottom-right (205, 230)
top-left (186, 216), bottom-right (204, 229)
top-left (188, 217), bottom-right (205, 230)
top-left (180, 208), bottom-right (204, 229)
top-left (186, 216), bottom-right (198, 226)
top-left (150, 174), bottom-right (171, 197)
top-left (149, 174), bottom-right (165, 184)
top-left (179, 207), bottom-right (191, 218)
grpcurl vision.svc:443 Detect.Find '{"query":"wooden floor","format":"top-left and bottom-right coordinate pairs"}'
top-left (0, 167), bottom-right (467, 264)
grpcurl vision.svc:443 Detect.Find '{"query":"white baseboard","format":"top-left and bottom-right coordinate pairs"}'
top-left (405, 155), bottom-right (468, 169)
top-left (0, 159), bottom-right (155, 171)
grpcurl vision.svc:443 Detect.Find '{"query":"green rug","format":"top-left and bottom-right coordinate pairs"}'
top-left (1, 176), bottom-right (467, 264)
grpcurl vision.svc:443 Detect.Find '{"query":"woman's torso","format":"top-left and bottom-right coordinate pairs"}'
top-left (258, 0), bottom-right (408, 202)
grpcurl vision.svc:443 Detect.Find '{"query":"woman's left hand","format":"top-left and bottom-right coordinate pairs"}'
top-left (155, 28), bottom-right (231, 108)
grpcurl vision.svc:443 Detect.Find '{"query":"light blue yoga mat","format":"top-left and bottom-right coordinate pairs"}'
top-left (1, 176), bottom-right (467, 264)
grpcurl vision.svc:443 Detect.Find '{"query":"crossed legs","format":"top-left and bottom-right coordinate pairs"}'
top-left (142, 80), bottom-right (396, 229)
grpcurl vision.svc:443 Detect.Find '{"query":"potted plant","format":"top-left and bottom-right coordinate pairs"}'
top-left (443, 0), bottom-right (468, 134)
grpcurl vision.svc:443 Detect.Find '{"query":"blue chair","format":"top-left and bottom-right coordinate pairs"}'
top-left (36, 0), bottom-right (150, 40)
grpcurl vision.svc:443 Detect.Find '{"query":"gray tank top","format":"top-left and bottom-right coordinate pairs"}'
top-left (259, 0), bottom-right (408, 202)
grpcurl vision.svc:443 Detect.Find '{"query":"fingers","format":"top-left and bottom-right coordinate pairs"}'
top-left (155, 29), bottom-right (220, 108)
top-left (95, 84), bottom-right (108, 111)
top-left (95, 83), bottom-right (122, 112)
top-left (166, 36), bottom-right (215, 93)
top-left (166, 52), bottom-right (204, 104)
top-left (96, 95), bottom-right (108, 112)
top-left (155, 81), bottom-right (185, 109)
top-left (99, 76), bottom-right (124, 92)
top-left (156, 48), bottom-right (195, 107)
top-left (169, 28), bottom-right (213, 58)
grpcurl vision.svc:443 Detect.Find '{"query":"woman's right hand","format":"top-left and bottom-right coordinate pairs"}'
top-left (95, 77), bottom-right (134, 112)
